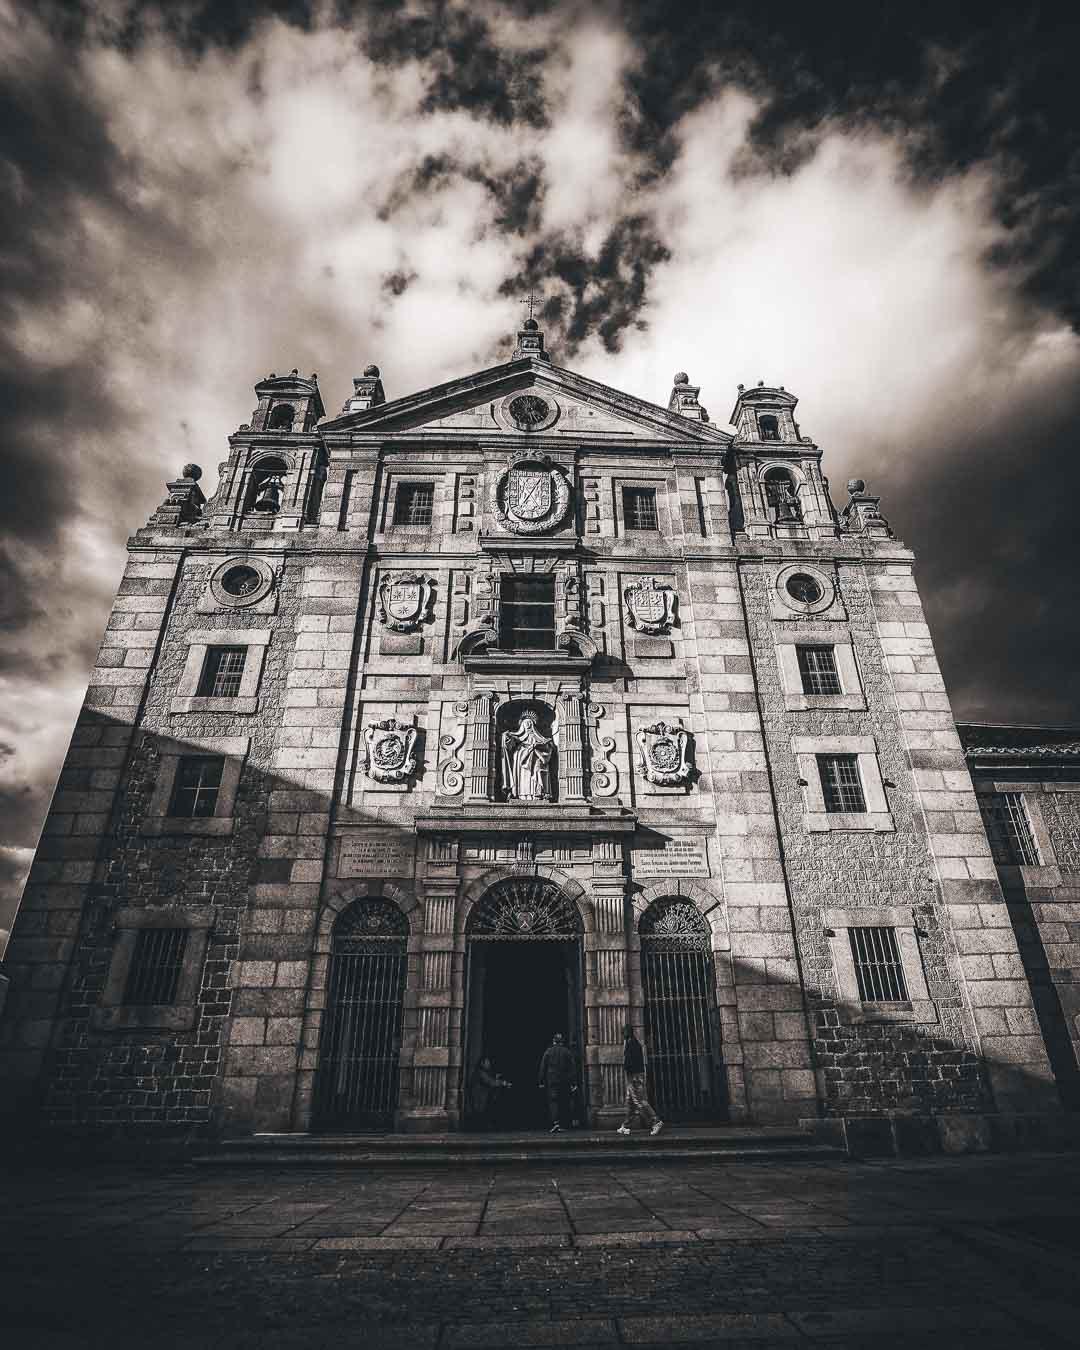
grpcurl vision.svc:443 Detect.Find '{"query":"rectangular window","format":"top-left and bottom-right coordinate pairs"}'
top-left (797, 645), bottom-right (842, 695)
top-left (197, 646), bottom-right (247, 698)
top-left (622, 486), bottom-right (658, 531)
top-left (980, 792), bottom-right (1041, 866)
top-left (168, 755), bottom-right (225, 818)
top-left (499, 575), bottom-right (556, 652)
top-left (393, 482), bottom-right (434, 527)
top-left (123, 927), bottom-right (189, 1006)
top-left (818, 754), bottom-right (866, 813)
top-left (849, 926), bottom-right (909, 1002)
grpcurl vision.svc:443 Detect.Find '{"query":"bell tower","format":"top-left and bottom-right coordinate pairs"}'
top-left (726, 382), bottom-right (836, 539)
top-left (206, 369), bottom-right (327, 531)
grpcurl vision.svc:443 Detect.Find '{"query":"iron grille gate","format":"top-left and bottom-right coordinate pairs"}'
top-left (315, 900), bottom-right (407, 1131)
top-left (640, 901), bottom-right (722, 1121)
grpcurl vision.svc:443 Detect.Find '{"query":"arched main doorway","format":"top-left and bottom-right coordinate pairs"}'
top-left (639, 898), bottom-right (725, 1121)
top-left (464, 877), bottom-right (585, 1130)
top-left (314, 899), bottom-right (408, 1131)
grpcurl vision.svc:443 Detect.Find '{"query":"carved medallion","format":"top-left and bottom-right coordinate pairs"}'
top-left (636, 721), bottom-right (691, 786)
top-left (624, 577), bottom-right (678, 634)
top-left (508, 394), bottom-right (550, 428)
top-left (363, 718), bottom-right (418, 784)
top-left (377, 572), bottom-right (434, 632)
top-left (493, 455), bottom-right (571, 535)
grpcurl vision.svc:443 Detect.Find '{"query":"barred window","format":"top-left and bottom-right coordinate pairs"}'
top-left (623, 487), bottom-right (658, 531)
top-left (797, 645), bottom-right (842, 695)
top-left (393, 482), bottom-right (434, 527)
top-left (849, 926), bottom-right (908, 1002)
top-left (500, 575), bottom-right (556, 652)
top-left (123, 928), bottom-right (188, 1006)
top-left (818, 754), bottom-right (866, 813)
top-left (197, 646), bottom-right (247, 698)
top-left (980, 792), bottom-right (1041, 866)
top-left (168, 755), bottom-right (224, 818)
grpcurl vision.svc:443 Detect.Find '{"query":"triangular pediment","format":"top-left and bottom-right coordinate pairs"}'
top-left (319, 357), bottom-right (732, 447)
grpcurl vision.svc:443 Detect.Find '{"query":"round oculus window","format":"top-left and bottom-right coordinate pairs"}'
top-left (508, 394), bottom-right (550, 428)
top-left (221, 564), bottom-right (262, 597)
top-left (785, 573), bottom-right (824, 605)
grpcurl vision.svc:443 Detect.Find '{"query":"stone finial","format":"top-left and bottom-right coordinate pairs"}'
top-left (841, 479), bottom-right (893, 538)
top-left (668, 372), bottom-right (706, 421)
top-left (149, 463), bottom-right (206, 527)
top-left (343, 366), bottom-right (386, 414)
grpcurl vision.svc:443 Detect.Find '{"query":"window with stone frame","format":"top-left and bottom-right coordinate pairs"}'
top-left (622, 486), bottom-right (659, 531)
top-left (123, 927), bottom-right (189, 1006)
top-left (196, 646), bottom-right (247, 699)
top-left (168, 755), bottom-right (225, 819)
top-left (979, 792), bottom-right (1042, 866)
top-left (848, 926), bottom-right (908, 1003)
top-left (499, 574), bottom-right (556, 651)
top-left (818, 754), bottom-right (866, 813)
top-left (796, 644), bottom-right (842, 695)
top-left (393, 481), bottom-right (434, 527)
top-left (758, 413), bottom-right (781, 441)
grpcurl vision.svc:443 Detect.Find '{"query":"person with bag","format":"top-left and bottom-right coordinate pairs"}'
top-left (616, 1023), bottom-right (663, 1136)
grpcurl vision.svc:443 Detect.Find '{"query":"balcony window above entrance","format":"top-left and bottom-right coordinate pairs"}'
top-left (499, 574), bottom-right (556, 651)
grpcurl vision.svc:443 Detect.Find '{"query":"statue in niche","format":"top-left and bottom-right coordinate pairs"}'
top-left (500, 712), bottom-right (554, 802)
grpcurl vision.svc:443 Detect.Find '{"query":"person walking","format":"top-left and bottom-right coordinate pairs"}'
top-left (537, 1032), bottom-right (575, 1133)
top-left (617, 1024), bottom-right (663, 1136)
top-left (470, 1056), bottom-right (511, 1131)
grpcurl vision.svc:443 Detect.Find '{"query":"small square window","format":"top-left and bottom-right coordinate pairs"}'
top-left (849, 926), bottom-right (908, 1002)
top-left (393, 482), bottom-right (434, 527)
top-left (818, 754), bottom-right (866, 813)
top-left (797, 645), bottom-right (842, 695)
top-left (123, 927), bottom-right (188, 1006)
top-left (623, 487), bottom-right (658, 531)
top-left (979, 792), bottom-right (1041, 866)
top-left (197, 646), bottom-right (247, 698)
top-left (168, 755), bottom-right (224, 818)
top-left (500, 575), bottom-right (556, 651)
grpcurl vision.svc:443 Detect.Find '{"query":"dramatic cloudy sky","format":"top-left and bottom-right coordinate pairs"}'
top-left (2, 0), bottom-right (1079, 932)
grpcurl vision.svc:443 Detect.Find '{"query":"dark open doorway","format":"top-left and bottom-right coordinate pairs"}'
top-left (465, 939), bottom-right (584, 1130)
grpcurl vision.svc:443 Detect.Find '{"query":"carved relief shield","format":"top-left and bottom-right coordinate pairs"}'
top-left (386, 579), bottom-right (421, 623)
top-left (507, 468), bottom-right (552, 521)
top-left (624, 578), bottom-right (677, 634)
top-left (377, 572), bottom-right (434, 632)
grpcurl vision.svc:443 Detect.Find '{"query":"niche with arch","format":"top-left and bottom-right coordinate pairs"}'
top-left (762, 466), bottom-right (802, 523)
top-left (245, 456), bottom-right (289, 515)
top-left (495, 699), bottom-right (558, 803)
top-left (267, 403), bottom-right (297, 431)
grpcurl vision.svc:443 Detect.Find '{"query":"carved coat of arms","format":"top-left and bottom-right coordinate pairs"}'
top-left (363, 718), bottom-right (418, 784)
top-left (636, 721), bottom-right (691, 786)
top-left (377, 573), bottom-right (434, 632)
top-left (493, 455), bottom-right (571, 535)
top-left (624, 577), bottom-right (678, 634)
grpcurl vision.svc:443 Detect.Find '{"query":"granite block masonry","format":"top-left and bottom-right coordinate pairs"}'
top-left (0, 329), bottom-right (1071, 1149)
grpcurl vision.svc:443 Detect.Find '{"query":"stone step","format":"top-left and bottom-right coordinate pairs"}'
top-left (195, 1126), bottom-right (847, 1167)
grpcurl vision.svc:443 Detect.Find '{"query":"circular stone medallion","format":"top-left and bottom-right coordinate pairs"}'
top-left (209, 556), bottom-right (275, 608)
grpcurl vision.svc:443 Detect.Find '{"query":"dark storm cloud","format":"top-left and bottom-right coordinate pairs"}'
top-left (501, 215), bottom-right (670, 355)
top-left (613, 1), bottom-right (1080, 332)
top-left (877, 375), bottom-right (1080, 725)
top-left (379, 153), bottom-right (546, 235)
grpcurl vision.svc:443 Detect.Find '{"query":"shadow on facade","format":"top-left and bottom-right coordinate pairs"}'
top-left (0, 712), bottom-right (1075, 1157)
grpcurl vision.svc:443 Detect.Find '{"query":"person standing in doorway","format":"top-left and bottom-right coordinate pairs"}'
top-left (617, 1024), bottom-right (664, 1136)
top-left (537, 1032), bottom-right (575, 1133)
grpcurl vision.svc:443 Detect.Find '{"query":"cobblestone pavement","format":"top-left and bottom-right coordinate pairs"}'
top-left (3, 1152), bottom-right (1080, 1347)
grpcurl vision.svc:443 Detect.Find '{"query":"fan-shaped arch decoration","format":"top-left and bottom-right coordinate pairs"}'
top-left (468, 878), bottom-right (582, 940)
top-left (332, 899), bottom-right (409, 952)
top-left (639, 898), bottom-right (710, 950)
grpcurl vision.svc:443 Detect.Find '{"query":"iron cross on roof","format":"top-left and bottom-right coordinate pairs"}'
top-left (520, 292), bottom-right (542, 322)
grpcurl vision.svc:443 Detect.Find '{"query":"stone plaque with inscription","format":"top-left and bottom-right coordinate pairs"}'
top-left (339, 833), bottom-right (416, 878)
top-left (631, 835), bottom-right (709, 878)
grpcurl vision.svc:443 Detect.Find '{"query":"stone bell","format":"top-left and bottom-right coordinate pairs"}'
top-left (253, 472), bottom-right (284, 513)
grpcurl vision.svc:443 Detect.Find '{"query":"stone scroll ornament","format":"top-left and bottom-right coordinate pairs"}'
top-left (624, 577), bottom-right (678, 634)
top-left (377, 572), bottom-right (434, 632)
top-left (636, 721), bottom-right (691, 786)
top-left (493, 455), bottom-right (571, 535)
top-left (363, 718), bottom-right (418, 784)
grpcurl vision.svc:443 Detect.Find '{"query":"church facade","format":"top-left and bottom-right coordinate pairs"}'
top-left (0, 320), bottom-right (1070, 1148)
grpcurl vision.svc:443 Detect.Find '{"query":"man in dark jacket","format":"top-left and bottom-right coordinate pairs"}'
top-left (537, 1032), bottom-right (575, 1133)
top-left (617, 1024), bottom-right (663, 1136)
